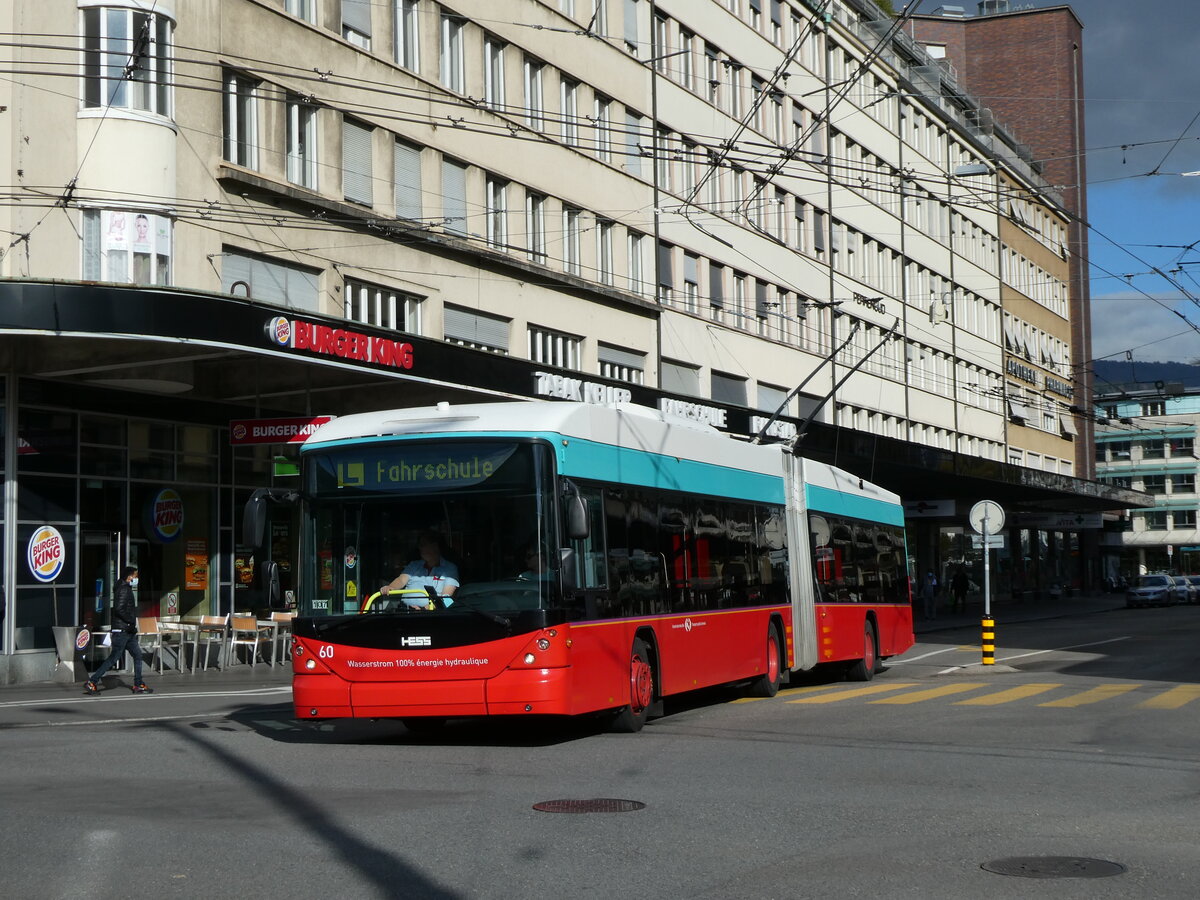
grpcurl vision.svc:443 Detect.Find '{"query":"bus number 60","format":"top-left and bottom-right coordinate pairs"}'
top-left (318, 645), bottom-right (335, 659)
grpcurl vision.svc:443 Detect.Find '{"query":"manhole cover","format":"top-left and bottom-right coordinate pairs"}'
top-left (532, 798), bottom-right (646, 813)
top-left (981, 857), bottom-right (1126, 879)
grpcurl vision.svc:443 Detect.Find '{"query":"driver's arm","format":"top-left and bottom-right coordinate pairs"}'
top-left (380, 573), bottom-right (409, 595)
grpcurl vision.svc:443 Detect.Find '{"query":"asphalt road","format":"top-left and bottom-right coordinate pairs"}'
top-left (1, 604), bottom-right (1197, 899)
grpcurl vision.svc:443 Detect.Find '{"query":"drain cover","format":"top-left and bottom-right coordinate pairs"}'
top-left (981, 857), bottom-right (1126, 879)
top-left (532, 799), bottom-right (646, 814)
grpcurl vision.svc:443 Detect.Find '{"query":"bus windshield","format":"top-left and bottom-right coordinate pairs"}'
top-left (300, 440), bottom-right (559, 616)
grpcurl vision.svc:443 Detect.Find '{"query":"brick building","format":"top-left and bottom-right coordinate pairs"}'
top-left (909, 3), bottom-right (1094, 479)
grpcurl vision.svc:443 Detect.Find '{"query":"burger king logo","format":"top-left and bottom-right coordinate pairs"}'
top-left (266, 316), bottom-right (292, 347)
top-left (231, 422), bottom-right (247, 441)
top-left (76, 628), bottom-right (91, 651)
top-left (149, 489), bottom-right (185, 543)
top-left (27, 525), bottom-right (66, 583)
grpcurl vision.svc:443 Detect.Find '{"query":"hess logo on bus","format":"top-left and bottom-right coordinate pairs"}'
top-left (400, 636), bottom-right (432, 647)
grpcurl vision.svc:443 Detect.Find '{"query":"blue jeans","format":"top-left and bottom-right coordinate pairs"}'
top-left (90, 631), bottom-right (145, 685)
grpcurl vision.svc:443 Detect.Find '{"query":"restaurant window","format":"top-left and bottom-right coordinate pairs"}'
top-left (221, 248), bottom-right (319, 311)
top-left (444, 304), bottom-right (510, 353)
top-left (344, 278), bottom-right (423, 334)
top-left (82, 6), bottom-right (173, 116)
top-left (82, 210), bottom-right (171, 285)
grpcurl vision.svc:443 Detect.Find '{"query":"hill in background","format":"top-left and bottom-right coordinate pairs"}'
top-left (1092, 360), bottom-right (1200, 393)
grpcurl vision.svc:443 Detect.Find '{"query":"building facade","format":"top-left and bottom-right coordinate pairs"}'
top-left (0, 0), bottom-right (1137, 682)
top-left (1095, 385), bottom-right (1200, 580)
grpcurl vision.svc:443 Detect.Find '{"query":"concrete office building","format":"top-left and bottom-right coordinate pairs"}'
top-left (0, 0), bottom-right (1137, 682)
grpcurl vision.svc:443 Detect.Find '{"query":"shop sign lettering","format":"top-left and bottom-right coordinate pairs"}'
top-left (265, 316), bottom-right (414, 370)
top-left (230, 416), bottom-right (336, 445)
top-left (533, 371), bottom-right (633, 405)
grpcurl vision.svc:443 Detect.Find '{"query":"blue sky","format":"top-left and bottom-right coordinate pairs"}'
top-left (1080, 0), bottom-right (1200, 364)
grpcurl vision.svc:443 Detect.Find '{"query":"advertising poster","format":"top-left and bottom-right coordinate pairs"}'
top-left (185, 539), bottom-right (209, 590)
top-left (234, 549), bottom-right (254, 590)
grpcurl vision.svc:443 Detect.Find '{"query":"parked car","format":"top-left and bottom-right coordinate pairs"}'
top-left (1180, 575), bottom-right (1200, 604)
top-left (1125, 574), bottom-right (1180, 608)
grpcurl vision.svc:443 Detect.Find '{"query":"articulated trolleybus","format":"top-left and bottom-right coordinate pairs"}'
top-left (285, 401), bottom-right (913, 731)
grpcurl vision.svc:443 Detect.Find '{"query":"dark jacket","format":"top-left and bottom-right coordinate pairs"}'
top-left (112, 581), bottom-right (138, 634)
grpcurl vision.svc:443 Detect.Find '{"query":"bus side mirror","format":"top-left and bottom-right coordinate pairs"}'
top-left (242, 489), bottom-right (270, 548)
top-left (566, 495), bottom-right (589, 541)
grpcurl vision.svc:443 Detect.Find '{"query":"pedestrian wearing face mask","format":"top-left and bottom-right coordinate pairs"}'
top-left (85, 567), bottom-right (153, 694)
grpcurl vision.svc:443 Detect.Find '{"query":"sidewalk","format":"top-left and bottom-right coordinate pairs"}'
top-left (913, 589), bottom-right (1126, 635)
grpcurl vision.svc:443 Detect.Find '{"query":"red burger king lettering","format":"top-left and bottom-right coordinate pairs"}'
top-left (286, 319), bottom-right (413, 370)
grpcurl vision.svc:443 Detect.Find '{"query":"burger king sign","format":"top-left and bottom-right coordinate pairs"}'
top-left (148, 488), bottom-right (185, 543)
top-left (28, 525), bottom-right (66, 583)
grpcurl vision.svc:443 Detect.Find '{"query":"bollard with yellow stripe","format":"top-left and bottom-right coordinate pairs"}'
top-left (981, 615), bottom-right (995, 666)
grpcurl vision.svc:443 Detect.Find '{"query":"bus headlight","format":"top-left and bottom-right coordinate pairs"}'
top-left (523, 653), bottom-right (536, 664)
top-left (536, 638), bottom-right (551, 651)
top-left (305, 658), bottom-right (317, 670)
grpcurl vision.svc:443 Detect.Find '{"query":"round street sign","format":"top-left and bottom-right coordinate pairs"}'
top-left (969, 500), bottom-right (1005, 535)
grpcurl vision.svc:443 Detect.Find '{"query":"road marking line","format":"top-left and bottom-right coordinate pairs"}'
top-left (888, 647), bottom-right (962, 665)
top-left (1136, 685), bottom-right (1200, 709)
top-left (1038, 684), bottom-right (1141, 708)
top-left (953, 683), bottom-right (1062, 706)
top-left (937, 636), bottom-right (1133, 674)
top-left (2, 712), bottom-right (220, 729)
top-left (0, 686), bottom-right (291, 710)
top-left (732, 683), bottom-right (842, 703)
top-left (996, 636), bottom-right (1131, 663)
top-left (869, 683), bottom-right (986, 704)
top-left (786, 683), bottom-right (918, 704)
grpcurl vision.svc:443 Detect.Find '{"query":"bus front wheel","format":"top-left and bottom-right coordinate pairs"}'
top-left (748, 623), bottom-right (783, 697)
top-left (609, 637), bottom-right (654, 733)
top-left (845, 620), bottom-right (877, 682)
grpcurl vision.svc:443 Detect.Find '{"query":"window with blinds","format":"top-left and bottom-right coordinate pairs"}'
top-left (442, 159), bottom-right (468, 234)
top-left (711, 370), bottom-right (747, 405)
top-left (221, 249), bottom-right (319, 311)
top-left (394, 139), bottom-right (422, 220)
top-left (661, 359), bottom-right (699, 395)
top-left (341, 0), bottom-right (372, 48)
top-left (529, 325), bottom-right (582, 370)
top-left (342, 119), bottom-right (373, 206)
top-left (599, 344), bottom-right (645, 385)
top-left (344, 278), bottom-right (422, 333)
top-left (444, 304), bottom-right (509, 353)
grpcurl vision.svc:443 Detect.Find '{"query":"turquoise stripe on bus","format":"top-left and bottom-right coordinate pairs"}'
top-left (306, 431), bottom-right (786, 504)
top-left (805, 483), bottom-right (904, 526)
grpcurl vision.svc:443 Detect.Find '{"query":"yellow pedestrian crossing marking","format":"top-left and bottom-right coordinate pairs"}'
top-left (1136, 684), bottom-right (1200, 709)
top-left (869, 683), bottom-right (987, 704)
top-left (1038, 684), bottom-right (1141, 708)
top-left (954, 683), bottom-right (1062, 706)
top-left (732, 684), bottom-right (847, 703)
top-left (786, 683), bottom-right (919, 704)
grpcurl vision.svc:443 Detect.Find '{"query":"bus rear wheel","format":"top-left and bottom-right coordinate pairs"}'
top-left (845, 620), bottom-right (877, 682)
top-left (609, 637), bottom-right (654, 733)
top-left (748, 623), bottom-right (783, 698)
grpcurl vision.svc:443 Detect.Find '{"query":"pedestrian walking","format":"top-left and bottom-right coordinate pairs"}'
top-left (920, 570), bottom-right (939, 619)
top-left (85, 566), bottom-right (153, 694)
top-left (951, 568), bottom-right (969, 614)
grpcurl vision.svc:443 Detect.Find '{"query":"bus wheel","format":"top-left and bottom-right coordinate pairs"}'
top-left (609, 637), bottom-right (654, 733)
top-left (748, 623), bottom-right (782, 698)
top-left (401, 717), bottom-right (447, 734)
top-left (845, 621), bottom-right (877, 682)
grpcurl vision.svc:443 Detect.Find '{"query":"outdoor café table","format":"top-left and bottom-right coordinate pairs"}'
top-left (159, 617), bottom-right (228, 673)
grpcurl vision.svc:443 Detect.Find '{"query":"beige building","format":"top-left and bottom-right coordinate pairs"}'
top-left (0, 0), bottom-right (1138, 681)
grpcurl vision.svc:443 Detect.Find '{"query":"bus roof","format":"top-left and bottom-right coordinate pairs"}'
top-left (304, 400), bottom-right (901, 510)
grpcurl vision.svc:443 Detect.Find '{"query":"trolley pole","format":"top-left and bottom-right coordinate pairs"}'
top-left (969, 500), bottom-right (1004, 667)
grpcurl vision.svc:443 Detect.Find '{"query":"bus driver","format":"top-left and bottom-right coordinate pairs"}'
top-left (381, 532), bottom-right (460, 608)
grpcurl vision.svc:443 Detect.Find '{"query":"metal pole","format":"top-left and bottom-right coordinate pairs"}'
top-left (982, 512), bottom-right (994, 666)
